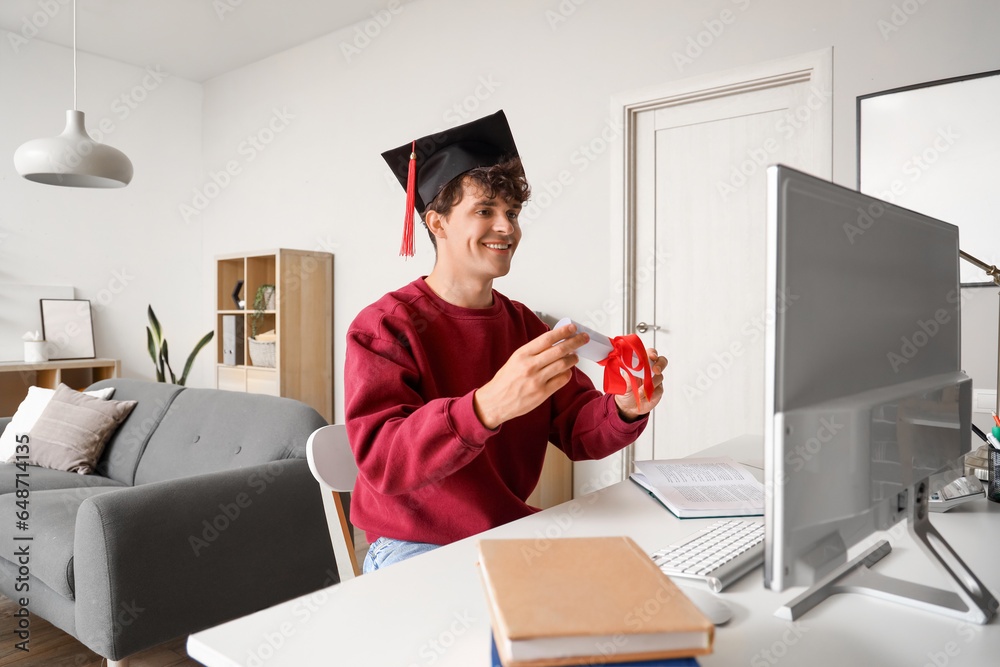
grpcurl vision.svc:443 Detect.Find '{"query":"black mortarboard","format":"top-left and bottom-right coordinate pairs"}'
top-left (381, 110), bottom-right (520, 257)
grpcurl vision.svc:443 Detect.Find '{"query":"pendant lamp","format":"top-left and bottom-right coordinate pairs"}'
top-left (13, 0), bottom-right (133, 188)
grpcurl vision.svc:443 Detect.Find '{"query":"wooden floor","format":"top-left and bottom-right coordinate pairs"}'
top-left (0, 595), bottom-right (199, 666)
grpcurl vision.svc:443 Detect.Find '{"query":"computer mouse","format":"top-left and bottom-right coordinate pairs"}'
top-left (679, 587), bottom-right (733, 625)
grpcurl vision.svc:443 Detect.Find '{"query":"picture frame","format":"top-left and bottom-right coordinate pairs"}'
top-left (40, 299), bottom-right (96, 360)
top-left (857, 69), bottom-right (1000, 286)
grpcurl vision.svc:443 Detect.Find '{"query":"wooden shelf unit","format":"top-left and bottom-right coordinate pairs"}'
top-left (0, 358), bottom-right (121, 417)
top-left (215, 249), bottom-right (334, 423)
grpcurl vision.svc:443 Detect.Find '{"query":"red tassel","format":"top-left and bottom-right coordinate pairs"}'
top-left (400, 141), bottom-right (417, 258)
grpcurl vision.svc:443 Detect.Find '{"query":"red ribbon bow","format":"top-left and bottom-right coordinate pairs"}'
top-left (597, 334), bottom-right (653, 406)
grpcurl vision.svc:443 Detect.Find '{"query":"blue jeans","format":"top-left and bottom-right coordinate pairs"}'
top-left (363, 537), bottom-right (440, 573)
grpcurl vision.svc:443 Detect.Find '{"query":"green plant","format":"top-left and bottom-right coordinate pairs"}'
top-left (251, 284), bottom-right (275, 337)
top-left (146, 305), bottom-right (214, 386)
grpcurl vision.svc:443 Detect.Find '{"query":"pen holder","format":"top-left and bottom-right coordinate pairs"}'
top-left (989, 444), bottom-right (1000, 503)
top-left (24, 340), bottom-right (48, 364)
top-left (988, 427), bottom-right (1000, 503)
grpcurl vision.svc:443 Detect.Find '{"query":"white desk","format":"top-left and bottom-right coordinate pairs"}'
top-left (188, 436), bottom-right (1000, 666)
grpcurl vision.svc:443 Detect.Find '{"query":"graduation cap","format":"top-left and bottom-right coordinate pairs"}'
top-left (382, 110), bottom-right (520, 258)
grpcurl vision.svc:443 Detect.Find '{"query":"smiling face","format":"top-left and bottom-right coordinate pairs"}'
top-left (428, 177), bottom-right (523, 283)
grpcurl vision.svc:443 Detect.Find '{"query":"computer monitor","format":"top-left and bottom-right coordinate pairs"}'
top-left (763, 165), bottom-right (997, 623)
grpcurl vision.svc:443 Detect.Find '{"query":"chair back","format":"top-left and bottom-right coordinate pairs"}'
top-left (306, 425), bottom-right (361, 581)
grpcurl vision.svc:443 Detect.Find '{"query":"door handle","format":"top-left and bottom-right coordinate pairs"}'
top-left (635, 321), bottom-right (661, 334)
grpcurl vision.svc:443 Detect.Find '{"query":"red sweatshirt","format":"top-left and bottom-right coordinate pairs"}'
top-left (344, 278), bottom-right (647, 545)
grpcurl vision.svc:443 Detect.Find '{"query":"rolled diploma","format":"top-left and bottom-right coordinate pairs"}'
top-left (554, 318), bottom-right (643, 371)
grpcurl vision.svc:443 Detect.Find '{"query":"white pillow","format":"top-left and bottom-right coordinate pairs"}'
top-left (0, 386), bottom-right (116, 463)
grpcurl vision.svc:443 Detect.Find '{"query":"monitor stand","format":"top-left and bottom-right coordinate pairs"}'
top-left (776, 480), bottom-right (998, 624)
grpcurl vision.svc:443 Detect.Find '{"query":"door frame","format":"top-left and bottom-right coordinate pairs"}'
top-left (608, 47), bottom-right (833, 478)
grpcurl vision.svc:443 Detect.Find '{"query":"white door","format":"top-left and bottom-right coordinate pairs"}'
top-left (613, 49), bottom-right (833, 466)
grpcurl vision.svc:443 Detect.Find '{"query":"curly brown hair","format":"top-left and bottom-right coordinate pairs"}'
top-left (421, 157), bottom-right (531, 249)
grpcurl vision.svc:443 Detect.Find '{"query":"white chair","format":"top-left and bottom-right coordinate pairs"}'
top-left (306, 425), bottom-right (361, 582)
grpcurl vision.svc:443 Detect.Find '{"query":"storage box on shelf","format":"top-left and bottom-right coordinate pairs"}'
top-left (215, 249), bottom-right (334, 423)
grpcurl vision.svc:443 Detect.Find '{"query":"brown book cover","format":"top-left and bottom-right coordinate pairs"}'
top-left (477, 536), bottom-right (714, 667)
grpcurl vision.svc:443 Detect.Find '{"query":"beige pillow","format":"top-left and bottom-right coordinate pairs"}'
top-left (15, 384), bottom-right (137, 475)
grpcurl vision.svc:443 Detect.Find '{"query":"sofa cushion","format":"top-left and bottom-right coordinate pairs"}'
top-left (0, 464), bottom-right (127, 495)
top-left (86, 379), bottom-right (186, 485)
top-left (0, 385), bottom-right (115, 462)
top-left (133, 389), bottom-right (326, 486)
top-left (20, 384), bottom-right (137, 474)
top-left (0, 487), bottom-right (121, 600)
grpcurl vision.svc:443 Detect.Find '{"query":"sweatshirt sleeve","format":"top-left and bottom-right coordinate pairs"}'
top-left (344, 315), bottom-right (496, 496)
top-left (547, 367), bottom-right (648, 461)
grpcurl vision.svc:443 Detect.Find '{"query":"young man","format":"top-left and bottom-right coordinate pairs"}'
top-left (345, 111), bottom-right (667, 572)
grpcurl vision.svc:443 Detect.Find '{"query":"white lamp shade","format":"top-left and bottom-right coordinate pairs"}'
top-left (14, 110), bottom-right (133, 188)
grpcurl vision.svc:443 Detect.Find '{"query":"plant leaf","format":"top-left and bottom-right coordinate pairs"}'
top-left (147, 305), bottom-right (162, 345)
top-left (146, 327), bottom-right (157, 363)
top-left (161, 341), bottom-right (177, 384)
top-left (180, 331), bottom-right (215, 386)
top-left (155, 349), bottom-right (165, 382)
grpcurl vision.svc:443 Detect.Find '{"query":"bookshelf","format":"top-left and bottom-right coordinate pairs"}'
top-left (215, 249), bottom-right (334, 423)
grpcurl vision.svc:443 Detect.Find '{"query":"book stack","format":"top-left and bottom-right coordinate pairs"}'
top-left (477, 536), bottom-right (713, 667)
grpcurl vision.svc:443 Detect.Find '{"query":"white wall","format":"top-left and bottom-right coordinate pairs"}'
top-left (0, 29), bottom-right (204, 384)
top-left (199, 0), bottom-right (1000, 493)
top-left (3, 0), bottom-right (997, 490)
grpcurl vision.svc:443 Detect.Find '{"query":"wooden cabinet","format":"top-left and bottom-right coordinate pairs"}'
top-left (215, 249), bottom-right (334, 423)
top-left (0, 358), bottom-right (121, 417)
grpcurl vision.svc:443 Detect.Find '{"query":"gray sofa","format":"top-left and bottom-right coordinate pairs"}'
top-left (0, 378), bottom-right (340, 663)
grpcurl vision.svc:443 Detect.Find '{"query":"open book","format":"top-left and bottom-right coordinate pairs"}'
top-left (630, 457), bottom-right (764, 518)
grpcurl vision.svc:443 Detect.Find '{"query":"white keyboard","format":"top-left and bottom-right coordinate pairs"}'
top-left (650, 519), bottom-right (765, 593)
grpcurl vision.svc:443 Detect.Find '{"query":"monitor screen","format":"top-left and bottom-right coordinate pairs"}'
top-left (764, 165), bottom-right (971, 592)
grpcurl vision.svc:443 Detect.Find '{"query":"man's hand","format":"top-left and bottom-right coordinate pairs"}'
top-left (474, 324), bottom-right (588, 430)
top-left (613, 349), bottom-right (668, 422)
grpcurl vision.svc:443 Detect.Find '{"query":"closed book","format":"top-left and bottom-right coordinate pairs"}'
top-left (477, 536), bottom-right (714, 667)
top-left (490, 632), bottom-right (699, 667)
